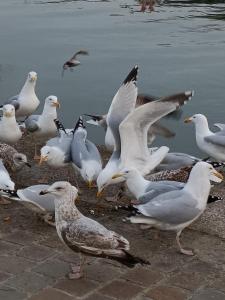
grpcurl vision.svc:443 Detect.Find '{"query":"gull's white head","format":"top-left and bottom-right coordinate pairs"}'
top-left (96, 167), bottom-right (124, 197)
top-left (27, 71), bottom-right (37, 83)
top-left (3, 104), bottom-right (15, 118)
top-left (112, 168), bottom-right (139, 180)
top-left (45, 95), bottom-right (60, 108)
top-left (40, 181), bottom-right (78, 199)
top-left (13, 153), bottom-right (30, 169)
top-left (192, 161), bottom-right (223, 183)
top-left (40, 146), bottom-right (64, 167)
top-left (184, 114), bottom-right (208, 126)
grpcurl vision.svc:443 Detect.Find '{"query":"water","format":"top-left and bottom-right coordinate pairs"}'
top-left (0, 0), bottom-right (225, 157)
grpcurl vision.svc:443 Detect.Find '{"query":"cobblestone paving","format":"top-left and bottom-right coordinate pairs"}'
top-left (0, 137), bottom-right (225, 299)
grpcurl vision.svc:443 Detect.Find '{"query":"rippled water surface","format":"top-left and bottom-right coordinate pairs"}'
top-left (0, 0), bottom-right (225, 156)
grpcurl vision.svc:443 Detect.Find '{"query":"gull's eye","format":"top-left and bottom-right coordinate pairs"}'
top-left (56, 187), bottom-right (63, 191)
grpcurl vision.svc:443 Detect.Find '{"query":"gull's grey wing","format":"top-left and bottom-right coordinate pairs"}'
top-left (139, 181), bottom-right (184, 204)
top-left (4, 95), bottom-right (20, 110)
top-left (214, 123), bottom-right (225, 131)
top-left (47, 134), bottom-right (73, 163)
top-left (86, 140), bottom-right (102, 165)
top-left (25, 115), bottom-right (40, 132)
top-left (119, 91), bottom-right (193, 169)
top-left (136, 190), bottom-right (200, 225)
top-left (156, 152), bottom-right (199, 171)
top-left (204, 134), bottom-right (225, 147)
top-left (71, 50), bottom-right (89, 60)
top-left (71, 132), bottom-right (89, 168)
top-left (61, 216), bottom-right (129, 257)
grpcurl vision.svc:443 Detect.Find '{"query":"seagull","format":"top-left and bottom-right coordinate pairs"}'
top-left (127, 162), bottom-right (223, 255)
top-left (96, 65), bottom-right (139, 194)
top-left (97, 66), bottom-right (194, 196)
top-left (112, 167), bottom-right (223, 205)
top-left (40, 181), bottom-right (150, 279)
top-left (39, 119), bottom-right (73, 168)
top-left (62, 50), bottom-right (89, 76)
top-left (0, 184), bottom-right (55, 226)
top-left (71, 116), bottom-right (102, 187)
top-left (112, 168), bottom-right (184, 203)
top-left (0, 159), bottom-right (15, 204)
top-left (25, 95), bottom-right (60, 159)
top-left (185, 114), bottom-right (225, 161)
top-left (0, 105), bottom-right (23, 144)
top-left (0, 143), bottom-right (31, 173)
top-left (1, 71), bottom-right (39, 119)
top-left (85, 94), bottom-right (175, 152)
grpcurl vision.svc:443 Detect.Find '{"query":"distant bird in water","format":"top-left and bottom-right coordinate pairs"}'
top-left (140, 0), bottom-right (158, 12)
top-left (62, 50), bottom-right (89, 76)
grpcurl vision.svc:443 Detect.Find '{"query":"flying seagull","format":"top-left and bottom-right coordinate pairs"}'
top-left (62, 50), bottom-right (89, 76)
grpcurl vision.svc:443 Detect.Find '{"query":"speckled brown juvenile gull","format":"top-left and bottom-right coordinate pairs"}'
top-left (0, 143), bottom-right (31, 173)
top-left (40, 181), bottom-right (150, 279)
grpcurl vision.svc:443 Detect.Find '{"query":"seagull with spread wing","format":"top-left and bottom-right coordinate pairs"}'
top-left (96, 65), bottom-right (194, 196)
top-left (62, 50), bottom-right (89, 76)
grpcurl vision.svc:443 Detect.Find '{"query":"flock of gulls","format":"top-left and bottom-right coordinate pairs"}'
top-left (0, 65), bottom-right (225, 279)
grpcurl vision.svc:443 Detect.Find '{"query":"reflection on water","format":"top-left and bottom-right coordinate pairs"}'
top-left (0, 0), bottom-right (225, 157)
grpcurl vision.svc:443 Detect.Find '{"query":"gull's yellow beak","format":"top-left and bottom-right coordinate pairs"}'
top-left (184, 117), bottom-right (192, 123)
top-left (31, 75), bottom-right (37, 82)
top-left (52, 100), bottom-right (60, 108)
top-left (87, 181), bottom-right (93, 188)
top-left (3, 111), bottom-right (13, 118)
top-left (39, 155), bottom-right (48, 165)
top-left (213, 171), bottom-right (224, 181)
top-left (112, 173), bottom-right (124, 179)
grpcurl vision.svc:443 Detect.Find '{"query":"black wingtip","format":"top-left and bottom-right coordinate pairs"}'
top-left (123, 65), bottom-right (138, 85)
top-left (54, 118), bottom-right (67, 134)
top-left (74, 116), bottom-right (85, 132)
top-left (208, 194), bottom-right (223, 204)
top-left (205, 161), bottom-right (225, 168)
top-left (0, 188), bottom-right (18, 198)
top-left (83, 114), bottom-right (103, 122)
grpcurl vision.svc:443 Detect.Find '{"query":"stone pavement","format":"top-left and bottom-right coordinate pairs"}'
top-left (0, 138), bottom-right (225, 300)
top-left (1, 197), bottom-right (225, 300)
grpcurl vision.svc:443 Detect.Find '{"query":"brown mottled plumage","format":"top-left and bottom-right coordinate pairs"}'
top-left (0, 143), bottom-right (30, 173)
top-left (146, 166), bottom-right (192, 183)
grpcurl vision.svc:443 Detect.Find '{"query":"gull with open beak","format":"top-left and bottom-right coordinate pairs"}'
top-left (0, 71), bottom-right (40, 120)
top-left (0, 104), bottom-right (22, 144)
top-left (25, 96), bottom-right (60, 159)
